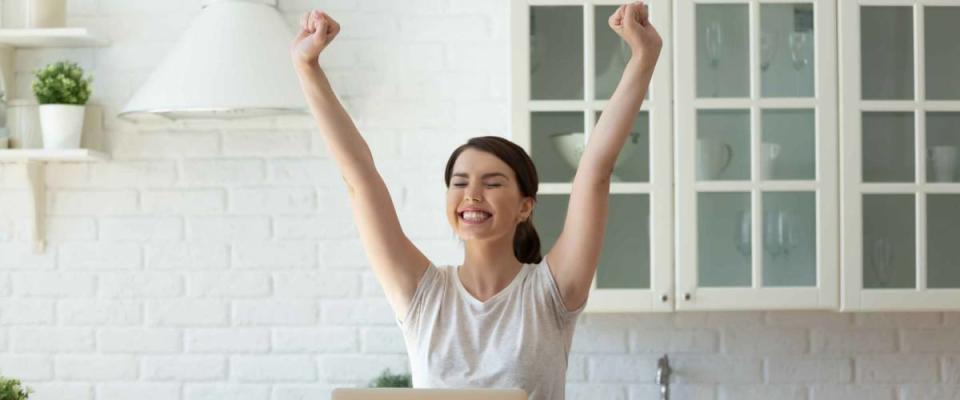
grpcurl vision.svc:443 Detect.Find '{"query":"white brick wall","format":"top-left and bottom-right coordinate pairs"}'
top-left (187, 328), bottom-right (270, 353)
top-left (0, 1), bottom-right (958, 400)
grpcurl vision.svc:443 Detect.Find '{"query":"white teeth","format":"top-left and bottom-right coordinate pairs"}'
top-left (461, 211), bottom-right (491, 221)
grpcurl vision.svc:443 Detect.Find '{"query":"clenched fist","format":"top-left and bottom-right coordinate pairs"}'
top-left (291, 10), bottom-right (340, 67)
top-left (608, 1), bottom-right (662, 66)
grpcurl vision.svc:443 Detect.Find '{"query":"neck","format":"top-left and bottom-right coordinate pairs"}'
top-left (459, 234), bottom-right (523, 301)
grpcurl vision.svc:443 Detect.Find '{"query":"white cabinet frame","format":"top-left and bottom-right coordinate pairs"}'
top-left (675, 0), bottom-right (839, 310)
top-left (510, 0), bottom-right (675, 312)
top-left (839, 0), bottom-right (960, 311)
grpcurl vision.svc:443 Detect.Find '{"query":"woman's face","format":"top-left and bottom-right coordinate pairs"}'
top-left (446, 148), bottom-right (534, 242)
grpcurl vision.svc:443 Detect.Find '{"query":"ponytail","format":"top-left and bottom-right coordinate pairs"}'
top-left (513, 217), bottom-right (542, 264)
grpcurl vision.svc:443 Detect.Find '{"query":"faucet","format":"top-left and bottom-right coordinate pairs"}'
top-left (656, 354), bottom-right (671, 400)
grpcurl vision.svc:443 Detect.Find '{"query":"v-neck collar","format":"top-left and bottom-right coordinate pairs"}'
top-left (454, 263), bottom-right (527, 307)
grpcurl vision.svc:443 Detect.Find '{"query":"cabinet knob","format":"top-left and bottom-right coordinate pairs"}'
top-left (684, 293), bottom-right (691, 301)
top-left (661, 294), bottom-right (668, 302)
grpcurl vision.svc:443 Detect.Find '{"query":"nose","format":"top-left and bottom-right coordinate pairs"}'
top-left (464, 183), bottom-right (484, 202)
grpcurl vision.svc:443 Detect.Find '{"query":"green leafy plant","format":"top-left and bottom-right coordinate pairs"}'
top-left (368, 368), bottom-right (411, 388)
top-left (0, 374), bottom-right (33, 400)
top-left (31, 61), bottom-right (93, 105)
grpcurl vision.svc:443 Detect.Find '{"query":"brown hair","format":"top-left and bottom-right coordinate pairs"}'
top-left (444, 136), bottom-right (542, 264)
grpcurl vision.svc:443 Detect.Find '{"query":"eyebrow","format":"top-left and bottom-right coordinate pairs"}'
top-left (452, 172), bottom-right (509, 179)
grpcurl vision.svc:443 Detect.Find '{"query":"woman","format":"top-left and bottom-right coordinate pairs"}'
top-left (291, 3), bottom-right (661, 399)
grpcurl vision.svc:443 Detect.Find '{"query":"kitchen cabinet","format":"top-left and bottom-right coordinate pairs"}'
top-left (675, 0), bottom-right (838, 311)
top-left (840, 0), bottom-right (960, 311)
top-left (512, 0), bottom-right (841, 311)
top-left (512, 0), bottom-right (675, 312)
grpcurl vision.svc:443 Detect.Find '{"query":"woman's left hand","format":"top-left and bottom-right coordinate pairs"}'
top-left (609, 1), bottom-right (663, 67)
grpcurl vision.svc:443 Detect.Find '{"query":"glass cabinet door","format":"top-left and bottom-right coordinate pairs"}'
top-left (841, 2), bottom-right (960, 310)
top-left (511, 0), bottom-right (673, 311)
top-left (677, 0), bottom-right (838, 310)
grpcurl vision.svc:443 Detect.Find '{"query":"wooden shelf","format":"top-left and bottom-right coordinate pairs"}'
top-left (0, 28), bottom-right (109, 47)
top-left (0, 27), bottom-right (111, 254)
top-left (0, 148), bottom-right (110, 254)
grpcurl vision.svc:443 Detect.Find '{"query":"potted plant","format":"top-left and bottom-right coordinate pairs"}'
top-left (368, 368), bottom-right (411, 388)
top-left (31, 61), bottom-right (92, 150)
top-left (0, 374), bottom-right (33, 400)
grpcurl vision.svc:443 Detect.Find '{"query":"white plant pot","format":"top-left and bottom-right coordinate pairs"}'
top-left (38, 104), bottom-right (85, 149)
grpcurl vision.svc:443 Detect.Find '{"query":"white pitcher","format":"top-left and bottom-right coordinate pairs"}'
top-left (697, 138), bottom-right (733, 180)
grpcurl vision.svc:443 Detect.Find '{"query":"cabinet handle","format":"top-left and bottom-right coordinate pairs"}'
top-left (661, 294), bottom-right (668, 302)
top-left (684, 293), bottom-right (691, 301)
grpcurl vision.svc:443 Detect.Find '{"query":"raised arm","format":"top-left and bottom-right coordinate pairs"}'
top-left (545, 1), bottom-right (662, 311)
top-left (291, 11), bottom-right (429, 320)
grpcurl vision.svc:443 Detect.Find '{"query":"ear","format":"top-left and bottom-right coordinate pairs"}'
top-left (519, 196), bottom-right (536, 221)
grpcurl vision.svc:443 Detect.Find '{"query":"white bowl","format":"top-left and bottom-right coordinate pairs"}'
top-left (550, 131), bottom-right (641, 172)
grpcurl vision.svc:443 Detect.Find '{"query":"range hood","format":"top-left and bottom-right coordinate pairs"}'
top-left (119, 0), bottom-right (306, 120)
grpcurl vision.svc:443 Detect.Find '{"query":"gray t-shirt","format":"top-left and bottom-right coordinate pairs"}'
top-left (396, 257), bottom-right (586, 400)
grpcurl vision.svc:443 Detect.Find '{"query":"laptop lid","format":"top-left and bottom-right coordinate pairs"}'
top-left (331, 388), bottom-right (528, 400)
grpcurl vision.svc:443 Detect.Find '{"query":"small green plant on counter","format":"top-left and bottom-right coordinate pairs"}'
top-left (369, 368), bottom-right (411, 388)
top-left (0, 374), bottom-right (33, 400)
top-left (32, 60), bottom-right (93, 105)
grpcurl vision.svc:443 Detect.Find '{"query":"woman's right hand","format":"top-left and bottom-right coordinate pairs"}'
top-left (608, 2), bottom-right (661, 67)
top-left (291, 10), bottom-right (340, 68)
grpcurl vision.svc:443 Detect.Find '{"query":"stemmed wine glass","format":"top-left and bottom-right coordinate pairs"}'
top-left (763, 210), bottom-right (795, 258)
top-left (705, 22), bottom-right (723, 97)
top-left (735, 210), bottom-right (751, 257)
top-left (871, 238), bottom-right (893, 287)
top-left (760, 32), bottom-right (778, 72)
top-left (788, 31), bottom-right (812, 95)
top-left (737, 209), bottom-right (798, 260)
top-left (529, 13), bottom-right (545, 74)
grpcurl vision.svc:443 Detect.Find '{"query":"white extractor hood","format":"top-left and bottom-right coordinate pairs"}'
top-left (119, 0), bottom-right (306, 120)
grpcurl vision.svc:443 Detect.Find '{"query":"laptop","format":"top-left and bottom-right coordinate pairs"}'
top-left (331, 388), bottom-right (527, 400)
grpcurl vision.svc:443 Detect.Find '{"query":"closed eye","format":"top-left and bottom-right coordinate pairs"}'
top-left (451, 183), bottom-right (502, 188)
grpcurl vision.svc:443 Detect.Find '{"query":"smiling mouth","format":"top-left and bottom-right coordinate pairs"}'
top-left (459, 211), bottom-right (492, 224)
